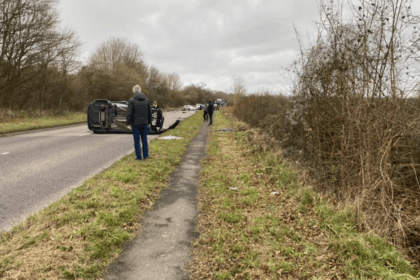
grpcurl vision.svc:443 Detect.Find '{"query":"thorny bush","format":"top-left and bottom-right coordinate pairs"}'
top-left (233, 0), bottom-right (420, 270)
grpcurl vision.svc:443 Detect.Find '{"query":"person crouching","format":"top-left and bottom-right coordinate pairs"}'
top-left (126, 84), bottom-right (152, 160)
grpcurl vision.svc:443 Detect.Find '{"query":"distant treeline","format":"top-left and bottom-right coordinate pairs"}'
top-left (0, 0), bottom-right (228, 113)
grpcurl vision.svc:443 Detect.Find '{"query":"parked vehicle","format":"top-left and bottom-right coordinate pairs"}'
top-left (182, 105), bottom-right (196, 111)
top-left (87, 99), bottom-right (164, 133)
top-left (195, 104), bottom-right (203, 110)
top-left (215, 99), bottom-right (226, 107)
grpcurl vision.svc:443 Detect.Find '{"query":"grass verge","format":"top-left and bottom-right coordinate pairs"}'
top-left (0, 112), bottom-right (202, 279)
top-left (187, 109), bottom-right (420, 279)
top-left (0, 112), bottom-right (86, 134)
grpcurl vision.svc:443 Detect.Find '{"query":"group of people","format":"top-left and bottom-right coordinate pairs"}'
top-left (126, 84), bottom-right (216, 160)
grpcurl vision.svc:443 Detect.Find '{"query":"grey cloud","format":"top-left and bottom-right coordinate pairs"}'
top-left (57, 0), bottom-right (320, 92)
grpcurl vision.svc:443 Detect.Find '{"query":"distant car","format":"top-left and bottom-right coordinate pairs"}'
top-left (87, 99), bottom-right (164, 133)
top-left (215, 98), bottom-right (226, 107)
top-left (182, 105), bottom-right (196, 111)
top-left (195, 104), bottom-right (203, 110)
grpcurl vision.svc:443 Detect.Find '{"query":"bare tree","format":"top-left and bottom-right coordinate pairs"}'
top-left (231, 75), bottom-right (247, 95)
top-left (146, 66), bottom-right (162, 92)
top-left (287, 0), bottom-right (420, 263)
top-left (80, 38), bottom-right (148, 103)
top-left (0, 0), bottom-right (81, 110)
top-left (88, 37), bottom-right (143, 70)
top-left (166, 73), bottom-right (182, 92)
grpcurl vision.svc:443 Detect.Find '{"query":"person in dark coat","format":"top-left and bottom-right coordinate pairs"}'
top-left (126, 84), bottom-right (152, 160)
top-left (207, 99), bottom-right (214, 126)
top-left (203, 104), bottom-right (209, 121)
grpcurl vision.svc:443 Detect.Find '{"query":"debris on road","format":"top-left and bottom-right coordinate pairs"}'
top-left (158, 135), bottom-right (183, 140)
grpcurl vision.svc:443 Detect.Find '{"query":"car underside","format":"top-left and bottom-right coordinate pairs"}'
top-left (87, 99), bottom-right (164, 134)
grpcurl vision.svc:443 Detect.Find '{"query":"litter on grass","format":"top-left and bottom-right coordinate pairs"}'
top-left (229, 187), bottom-right (238, 191)
top-left (271, 192), bottom-right (279, 195)
top-left (159, 135), bottom-right (183, 140)
top-left (217, 128), bottom-right (233, 132)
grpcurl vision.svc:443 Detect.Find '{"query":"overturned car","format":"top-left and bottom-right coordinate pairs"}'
top-left (87, 99), bottom-right (164, 134)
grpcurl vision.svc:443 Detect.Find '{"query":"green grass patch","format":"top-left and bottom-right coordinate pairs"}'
top-left (0, 111), bottom-right (86, 134)
top-left (187, 109), bottom-right (420, 280)
top-left (316, 201), bottom-right (419, 278)
top-left (218, 211), bottom-right (243, 223)
top-left (0, 112), bottom-right (203, 279)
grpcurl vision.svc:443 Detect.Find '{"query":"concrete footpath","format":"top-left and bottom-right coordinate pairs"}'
top-left (103, 122), bottom-right (209, 280)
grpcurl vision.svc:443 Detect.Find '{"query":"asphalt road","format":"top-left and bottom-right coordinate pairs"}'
top-left (0, 110), bottom-right (196, 232)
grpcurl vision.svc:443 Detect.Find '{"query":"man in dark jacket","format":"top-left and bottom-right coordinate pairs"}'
top-left (207, 99), bottom-right (214, 126)
top-left (126, 84), bottom-right (152, 160)
top-left (203, 104), bottom-right (209, 121)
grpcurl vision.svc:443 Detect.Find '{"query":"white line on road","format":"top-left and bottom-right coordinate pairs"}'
top-left (2, 152), bottom-right (9, 155)
top-left (79, 134), bottom-right (87, 136)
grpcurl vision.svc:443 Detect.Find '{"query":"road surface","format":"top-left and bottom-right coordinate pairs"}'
top-left (0, 110), bottom-right (196, 232)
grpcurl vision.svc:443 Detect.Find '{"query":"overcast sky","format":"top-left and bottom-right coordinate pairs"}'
top-left (56, 0), bottom-right (420, 94)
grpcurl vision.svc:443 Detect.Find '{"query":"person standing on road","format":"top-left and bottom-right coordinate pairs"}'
top-left (207, 99), bottom-right (214, 126)
top-left (126, 84), bottom-right (152, 160)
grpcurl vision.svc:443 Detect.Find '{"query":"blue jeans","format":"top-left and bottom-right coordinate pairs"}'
top-left (132, 125), bottom-right (149, 159)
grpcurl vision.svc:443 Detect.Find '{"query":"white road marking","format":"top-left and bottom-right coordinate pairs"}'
top-left (79, 134), bottom-right (87, 136)
top-left (2, 152), bottom-right (9, 155)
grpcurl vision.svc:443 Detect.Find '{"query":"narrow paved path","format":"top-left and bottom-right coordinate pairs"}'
top-left (103, 122), bottom-right (209, 280)
top-left (0, 111), bottom-right (195, 232)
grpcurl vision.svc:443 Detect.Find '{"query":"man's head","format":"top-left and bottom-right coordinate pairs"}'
top-left (133, 84), bottom-right (142, 94)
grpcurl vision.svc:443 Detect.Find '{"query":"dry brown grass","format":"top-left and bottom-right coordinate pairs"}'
top-left (204, 110), bottom-right (420, 278)
top-left (233, 93), bottom-right (420, 272)
top-left (231, 0), bottom-right (420, 271)
top-left (0, 109), bottom-right (52, 122)
top-left (0, 109), bottom-right (85, 123)
top-left (0, 170), bottom-right (161, 279)
top-left (0, 110), bottom-right (86, 134)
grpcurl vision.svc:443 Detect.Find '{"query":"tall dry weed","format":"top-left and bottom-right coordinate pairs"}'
top-left (233, 0), bottom-right (420, 269)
